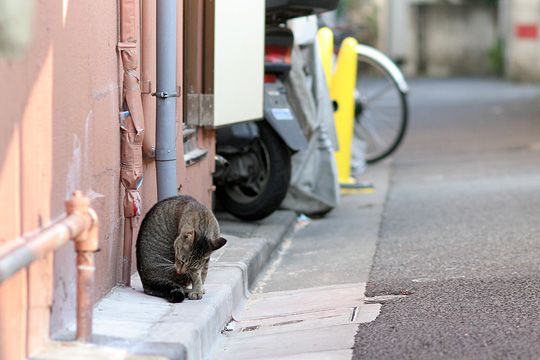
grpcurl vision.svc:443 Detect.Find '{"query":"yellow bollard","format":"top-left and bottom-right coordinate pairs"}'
top-left (317, 27), bottom-right (334, 86)
top-left (317, 30), bottom-right (375, 193)
top-left (330, 36), bottom-right (359, 186)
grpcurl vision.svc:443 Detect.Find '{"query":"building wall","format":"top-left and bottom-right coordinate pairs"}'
top-left (0, 0), bottom-right (215, 358)
top-left (503, 0), bottom-right (540, 81)
top-left (418, 3), bottom-right (498, 76)
top-left (0, 2), bottom-right (122, 357)
top-left (376, 0), bottom-right (498, 76)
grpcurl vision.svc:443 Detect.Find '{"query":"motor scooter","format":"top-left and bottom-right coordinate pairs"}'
top-left (214, 0), bottom-right (339, 221)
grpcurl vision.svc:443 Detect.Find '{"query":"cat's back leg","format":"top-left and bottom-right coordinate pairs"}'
top-left (142, 280), bottom-right (186, 303)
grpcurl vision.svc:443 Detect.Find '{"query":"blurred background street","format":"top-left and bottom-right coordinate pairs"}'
top-left (352, 77), bottom-right (540, 358)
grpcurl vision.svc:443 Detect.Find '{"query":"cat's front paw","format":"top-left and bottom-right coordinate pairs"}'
top-left (168, 288), bottom-right (186, 303)
top-left (187, 290), bottom-right (204, 300)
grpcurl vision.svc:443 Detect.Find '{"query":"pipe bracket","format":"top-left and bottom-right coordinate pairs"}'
top-left (117, 42), bottom-right (137, 51)
top-left (155, 148), bottom-right (177, 161)
top-left (152, 91), bottom-right (179, 99)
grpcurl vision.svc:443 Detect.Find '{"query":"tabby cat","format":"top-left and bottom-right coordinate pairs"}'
top-left (136, 195), bottom-right (227, 303)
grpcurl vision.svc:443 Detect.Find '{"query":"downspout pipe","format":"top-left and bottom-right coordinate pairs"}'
top-left (155, 0), bottom-right (178, 201)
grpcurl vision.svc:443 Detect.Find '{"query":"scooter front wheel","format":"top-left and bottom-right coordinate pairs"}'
top-left (216, 122), bottom-right (291, 221)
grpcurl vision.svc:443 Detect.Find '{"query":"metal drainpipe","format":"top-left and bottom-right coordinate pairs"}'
top-left (155, 0), bottom-right (177, 201)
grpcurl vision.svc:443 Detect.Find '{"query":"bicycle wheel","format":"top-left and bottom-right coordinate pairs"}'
top-left (354, 50), bottom-right (408, 164)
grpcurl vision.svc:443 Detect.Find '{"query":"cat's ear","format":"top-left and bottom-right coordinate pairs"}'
top-left (210, 237), bottom-right (227, 251)
top-left (180, 225), bottom-right (195, 241)
top-left (183, 230), bottom-right (194, 240)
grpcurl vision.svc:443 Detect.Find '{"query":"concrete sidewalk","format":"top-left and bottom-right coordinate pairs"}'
top-left (211, 283), bottom-right (380, 360)
top-left (33, 211), bottom-right (296, 360)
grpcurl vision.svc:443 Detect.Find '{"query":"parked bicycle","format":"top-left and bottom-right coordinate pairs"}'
top-left (354, 44), bottom-right (409, 164)
top-left (323, 21), bottom-right (409, 166)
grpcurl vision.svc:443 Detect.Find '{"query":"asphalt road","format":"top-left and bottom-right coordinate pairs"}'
top-left (353, 78), bottom-right (540, 359)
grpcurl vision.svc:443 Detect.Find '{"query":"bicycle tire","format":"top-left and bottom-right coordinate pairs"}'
top-left (354, 50), bottom-right (408, 164)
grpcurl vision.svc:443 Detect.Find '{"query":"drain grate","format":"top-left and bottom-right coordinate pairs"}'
top-left (350, 306), bottom-right (359, 322)
top-left (271, 319), bottom-right (303, 327)
top-left (240, 325), bottom-right (260, 333)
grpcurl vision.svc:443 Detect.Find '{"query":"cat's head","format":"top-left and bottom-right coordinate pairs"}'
top-left (173, 228), bottom-right (227, 275)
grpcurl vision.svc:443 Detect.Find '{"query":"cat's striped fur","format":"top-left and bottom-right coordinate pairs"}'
top-left (136, 195), bottom-right (227, 303)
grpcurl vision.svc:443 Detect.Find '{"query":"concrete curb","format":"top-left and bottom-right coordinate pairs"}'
top-left (36, 210), bottom-right (296, 360)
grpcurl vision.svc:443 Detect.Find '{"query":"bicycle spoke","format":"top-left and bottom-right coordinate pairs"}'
top-left (368, 109), bottom-right (402, 127)
top-left (362, 81), bottom-right (395, 105)
top-left (355, 50), bottom-right (408, 163)
top-left (365, 103), bottom-right (401, 110)
top-left (363, 128), bottom-right (386, 154)
top-left (360, 112), bottom-right (390, 151)
top-left (358, 101), bottom-right (403, 155)
top-left (363, 123), bottom-right (395, 146)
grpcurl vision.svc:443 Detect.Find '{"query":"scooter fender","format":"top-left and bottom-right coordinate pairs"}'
top-left (264, 82), bottom-right (308, 152)
top-left (216, 121), bottom-right (259, 152)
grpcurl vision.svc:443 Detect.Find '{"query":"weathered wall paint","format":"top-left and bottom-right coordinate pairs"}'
top-left (0, 0), bottom-right (215, 357)
top-left (0, 125), bottom-right (25, 360)
top-left (21, 44), bottom-right (54, 354)
top-left (47, 0), bottom-right (123, 337)
top-left (0, 1), bottom-right (123, 355)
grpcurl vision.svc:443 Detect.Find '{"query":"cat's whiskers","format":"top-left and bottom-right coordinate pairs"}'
top-left (154, 254), bottom-right (174, 264)
top-left (153, 262), bottom-right (176, 269)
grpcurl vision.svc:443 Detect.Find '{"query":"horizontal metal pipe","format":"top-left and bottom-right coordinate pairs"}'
top-left (0, 191), bottom-right (99, 343)
top-left (0, 214), bottom-right (86, 283)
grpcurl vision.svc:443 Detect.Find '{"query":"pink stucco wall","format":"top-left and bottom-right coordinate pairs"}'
top-left (0, 0), bottom-right (215, 358)
top-left (0, 1), bottom-right (123, 356)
